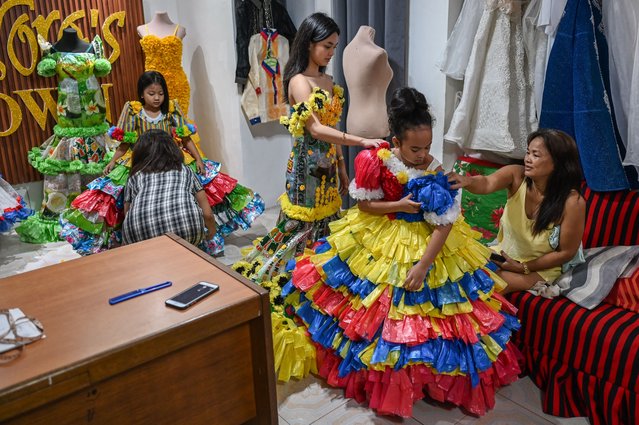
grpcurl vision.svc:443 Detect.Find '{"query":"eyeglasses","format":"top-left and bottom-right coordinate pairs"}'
top-left (0, 309), bottom-right (44, 363)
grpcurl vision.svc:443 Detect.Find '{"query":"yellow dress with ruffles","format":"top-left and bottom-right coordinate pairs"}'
top-left (140, 25), bottom-right (191, 114)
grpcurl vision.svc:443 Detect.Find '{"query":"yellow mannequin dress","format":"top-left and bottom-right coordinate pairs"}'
top-left (140, 24), bottom-right (191, 114)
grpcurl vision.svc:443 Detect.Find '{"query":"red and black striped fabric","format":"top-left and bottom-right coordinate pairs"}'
top-left (581, 186), bottom-right (639, 249)
top-left (507, 187), bottom-right (639, 425)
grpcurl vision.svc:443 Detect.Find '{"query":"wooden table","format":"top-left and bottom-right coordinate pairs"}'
top-left (0, 234), bottom-right (277, 424)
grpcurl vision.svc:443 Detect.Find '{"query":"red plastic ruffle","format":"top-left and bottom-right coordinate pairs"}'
top-left (294, 270), bottom-right (511, 344)
top-left (203, 172), bottom-right (237, 206)
top-left (315, 343), bottom-right (522, 417)
top-left (70, 190), bottom-right (122, 227)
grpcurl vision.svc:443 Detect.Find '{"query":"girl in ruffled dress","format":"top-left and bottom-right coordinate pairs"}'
top-left (61, 71), bottom-right (263, 255)
top-left (267, 87), bottom-right (522, 417)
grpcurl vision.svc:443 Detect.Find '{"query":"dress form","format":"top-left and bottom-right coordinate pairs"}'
top-left (343, 26), bottom-right (393, 138)
top-left (54, 28), bottom-right (92, 53)
top-left (137, 11), bottom-right (186, 39)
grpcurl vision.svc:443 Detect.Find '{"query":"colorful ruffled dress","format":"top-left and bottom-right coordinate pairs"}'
top-left (271, 145), bottom-right (522, 417)
top-left (0, 175), bottom-right (33, 232)
top-left (237, 85), bottom-right (345, 280)
top-left (140, 25), bottom-right (191, 114)
top-left (60, 99), bottom-right (264, 255)
top-left (16, 35), bottom-right (114, 243)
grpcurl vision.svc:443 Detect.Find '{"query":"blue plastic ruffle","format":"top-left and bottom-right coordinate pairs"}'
top-left (397, 173), bottom-right (458, 222)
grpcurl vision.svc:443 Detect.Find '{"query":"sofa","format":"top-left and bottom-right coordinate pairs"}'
top-left (505, 186), bottom-right (639, 425)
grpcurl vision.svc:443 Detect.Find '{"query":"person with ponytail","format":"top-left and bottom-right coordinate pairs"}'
top-left (447, 128), bottom-right (586, 292)
top-left (263, 87), bottom-right (523, 417)
top-left (236, 12), bottom-right (384, 281)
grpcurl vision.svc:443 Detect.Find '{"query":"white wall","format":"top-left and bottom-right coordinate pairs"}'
top-left (408, 0), bottom-right (463, 170)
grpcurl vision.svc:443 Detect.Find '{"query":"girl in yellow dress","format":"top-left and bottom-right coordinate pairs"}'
top-left (272, 87), bottom-right (522, 417)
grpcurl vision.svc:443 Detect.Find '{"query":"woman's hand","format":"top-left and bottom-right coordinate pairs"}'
top-left (338, 164), bottom-right (349, 196)
top-left (396, 193), bottom-right (422, 214)
top-left (404, 261), bottom-right (430, 291)
top-left (195, 159), bottom-right (205, 175)
top-left (446, 171), bottom-right (471, 190)
top-left (494, 250), bottom-right (527, 274)
top-left (360, 138), bottom-right (383, 149)
top-left (103, 161), bottom-right (115, 176)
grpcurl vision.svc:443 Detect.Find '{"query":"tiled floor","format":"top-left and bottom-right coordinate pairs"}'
top-left (0, 208), bottom-right (590, 425)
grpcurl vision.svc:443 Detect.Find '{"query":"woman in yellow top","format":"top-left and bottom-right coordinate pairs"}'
top-left (448, 128), bottom-right (586, 293)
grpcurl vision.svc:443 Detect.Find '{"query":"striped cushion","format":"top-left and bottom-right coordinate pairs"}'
top-left (603, 265), bottom-right (639, 313)
top-left (582, 186), bottom-right (639, 248)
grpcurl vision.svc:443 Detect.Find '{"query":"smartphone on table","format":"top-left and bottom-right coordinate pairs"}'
top-left (165, 281), bottom-right (219, 310)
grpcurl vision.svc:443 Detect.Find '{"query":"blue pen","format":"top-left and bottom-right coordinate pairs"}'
top-left (109, 281), bottom-right (173, 305)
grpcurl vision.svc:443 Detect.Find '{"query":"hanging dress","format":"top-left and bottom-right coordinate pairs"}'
top-left (16, 35), bottom-right (114, 243)
top-left (241, 28), bottom-right (290, 125)
top-left (539, 0), bottom-right (633, 191)
top-left (444, 0), bottom-right (537, 160)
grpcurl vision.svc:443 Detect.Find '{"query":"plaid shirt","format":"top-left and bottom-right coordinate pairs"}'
top-left (123, 165), bottom-right (205, 245)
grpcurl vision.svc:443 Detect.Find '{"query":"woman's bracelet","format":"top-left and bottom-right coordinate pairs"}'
top-left (522, 262), bottom-right (530, 275)
top-left (337, 155), bottom-right (345, 162)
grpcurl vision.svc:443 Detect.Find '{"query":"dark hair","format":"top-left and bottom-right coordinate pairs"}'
top-left (130, 129), bottom-right (183, 177)
top-left (137, 71), bottom-right (170, 114)
top-left (283, 12), bottom-right (340, 101)
top-left (526, 128), bottom-right (583, 235)
top-left (387, 87), bottom-right (434, 140)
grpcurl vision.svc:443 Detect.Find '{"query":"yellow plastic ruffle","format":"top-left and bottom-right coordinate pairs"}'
top-left (327, 209), bottom-right (494, 289)
top-left (279, 193), bottom-right (341, 222)
top-left (271, 311), bottom-right (317, 381)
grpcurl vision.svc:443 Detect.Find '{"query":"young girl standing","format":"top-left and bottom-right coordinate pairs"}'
top-left (123, 129), bottom-right (215, 245)
top-left (61, 71), bottom-right (263, 255)
top-left (268, 88), bottom-right (523, 416)
top-left (235, 13), bottom-right (383, 281)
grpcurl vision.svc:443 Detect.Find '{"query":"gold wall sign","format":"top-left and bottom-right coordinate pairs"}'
top-left (0, 0), bottom-right (145, 184)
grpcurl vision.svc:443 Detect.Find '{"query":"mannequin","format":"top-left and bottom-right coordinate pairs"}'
top-left (137, 11), bottom-right (186, 39)
top-left (343, 26), bottom-right (393, 138)
top-left (137, 11), bottom-right (190, 112)
top-left (53, 28), bottom-right (92, 53)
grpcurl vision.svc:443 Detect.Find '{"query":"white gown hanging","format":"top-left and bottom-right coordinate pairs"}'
top-left (603, 0), bottom-right (639, 167)
top-left (438, 0), bottom-right (485, 80)
top-left (444, 0), bottom-right (537, 159)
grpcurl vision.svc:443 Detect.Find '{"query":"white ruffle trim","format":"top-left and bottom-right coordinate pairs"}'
top-left (348, 180), bottom-right (384, 201)
top-left (423, 193), bottom-right (461, 226)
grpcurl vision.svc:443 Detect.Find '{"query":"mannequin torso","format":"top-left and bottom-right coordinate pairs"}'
top-left (53, 28), bottom-right (92, 53)
top-left (343, 26), bottom-right (393, 138)
top-left (137, 12), bottom-right (186, 39)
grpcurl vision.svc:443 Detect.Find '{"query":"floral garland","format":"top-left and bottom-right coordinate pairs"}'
top-left (279, 192), bottom-right (341, 222)
top-left (280, 85), bottom-right (345, 138)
